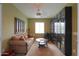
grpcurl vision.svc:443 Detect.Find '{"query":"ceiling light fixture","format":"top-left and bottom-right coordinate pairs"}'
top-left (32, 4), bottom-right (43, 17)
top-left (36, 8), bottom-right (42, 16)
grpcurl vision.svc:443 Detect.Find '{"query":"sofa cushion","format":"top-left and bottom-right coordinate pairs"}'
top-left (24, 35), bottom-right (28, 40)
top-left (19, 35), bottom-right (25, 40)
top-left (11, 35), bottom-right (21, 40)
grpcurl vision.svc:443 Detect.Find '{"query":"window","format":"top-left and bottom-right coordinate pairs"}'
top-left (14, 17), bottom-right (25, 34)
top-left (35, 22), bottom-right (44, 33)
top-left (54, 22), bottom-right (65, 34)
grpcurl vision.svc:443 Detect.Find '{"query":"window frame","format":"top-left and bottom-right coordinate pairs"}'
top-left (35, 22), bottom-right (45, 34)
top-left (54, 22), bottom-right (65, 34)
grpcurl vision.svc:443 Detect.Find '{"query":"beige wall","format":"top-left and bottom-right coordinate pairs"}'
top-left (2, 4), bottom-right (28, 51)
top-left (72, 4), bottom-right (77, 56)
top-left (28, 18), bottom-right (51, 38)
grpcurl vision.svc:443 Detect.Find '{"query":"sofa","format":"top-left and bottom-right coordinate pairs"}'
top-left (8, 34), bottom-right (34, 55)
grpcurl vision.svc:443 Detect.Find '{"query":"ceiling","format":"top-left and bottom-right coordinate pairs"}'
top-left (13, 3), bottom-right (67, 18)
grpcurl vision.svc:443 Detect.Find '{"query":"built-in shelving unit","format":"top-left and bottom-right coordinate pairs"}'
top-left (51, 7), bottom-right (72, 56)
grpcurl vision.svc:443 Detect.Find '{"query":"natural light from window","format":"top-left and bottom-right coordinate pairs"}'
top-left (35, 22), bottom-right (44, 33)
top-left (54, 22), bottom-right (65, 34)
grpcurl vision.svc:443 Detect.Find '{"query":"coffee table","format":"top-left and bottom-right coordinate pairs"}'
top-left (36, 38), bottom-right (47, 48)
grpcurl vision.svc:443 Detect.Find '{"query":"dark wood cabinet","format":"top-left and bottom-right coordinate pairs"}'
top-left (65, 7), bottom-right (72, 56)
